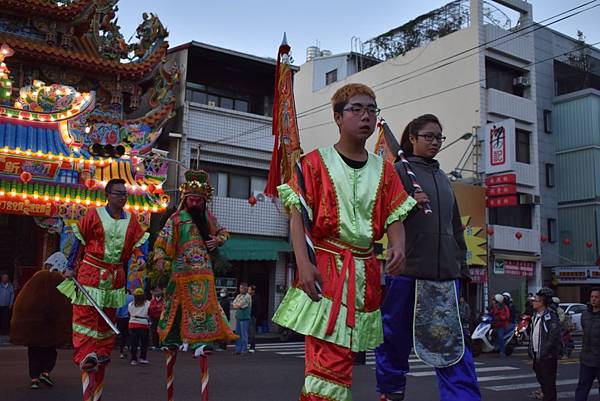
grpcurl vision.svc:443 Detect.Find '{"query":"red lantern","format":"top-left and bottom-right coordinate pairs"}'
top-left (84, 178), bottom-right (96, 189)
top-left (563, 238), bottom-right (571, 246)
top-left (248, 195), bottom-right (257, 206)
top-left (486, 227), bottom-right (494, 236)
top-left (20, 171), bottom-right (32, 183)
top-left (540, 235), bottom-right (548, 243)
top-left (515, 231), bottom-right (523, 240)
top-left (586, 241), bottom-right (593, 248)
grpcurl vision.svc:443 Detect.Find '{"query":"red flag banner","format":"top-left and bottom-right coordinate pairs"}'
top-left (265, 36), bottom-right (302, 198)
top-left (373, 122), bottom-right (396, 164)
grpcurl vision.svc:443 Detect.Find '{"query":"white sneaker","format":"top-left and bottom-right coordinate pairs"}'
top-left (130, 360), bottom-right (138, 366)
top-left (139, 359), bottom-right (149, 364)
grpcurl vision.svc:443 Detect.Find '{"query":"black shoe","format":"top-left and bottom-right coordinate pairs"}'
top-left (30, 380), bottom-right (41, 390)
top-left (381, 392), bottom-right (405, 401)
top-left (39, 373), bottom-right (54, 387)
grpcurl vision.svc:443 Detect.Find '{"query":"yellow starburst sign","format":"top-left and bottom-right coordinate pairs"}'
top-left (462, 215), bottom-right (487, 266)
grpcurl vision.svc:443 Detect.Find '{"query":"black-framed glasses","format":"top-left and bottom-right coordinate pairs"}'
top-left (342, 104), bottom-right (380, 117)
top-left (109, 191), bottom-right (128, 198)
top-left (417, 133), bottom-right (446, 143)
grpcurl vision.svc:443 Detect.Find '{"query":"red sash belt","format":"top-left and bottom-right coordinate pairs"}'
top-left (81, 254), bottom-right (124, 271)
top-left (315, 239), bottom-right (373, 336)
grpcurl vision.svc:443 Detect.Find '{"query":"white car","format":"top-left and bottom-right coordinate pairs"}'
top-left (560, 303), bottom-right (587, 333)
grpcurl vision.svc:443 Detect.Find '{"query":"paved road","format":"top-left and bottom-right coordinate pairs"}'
top-left (0, 339), bottom-right (597, 400)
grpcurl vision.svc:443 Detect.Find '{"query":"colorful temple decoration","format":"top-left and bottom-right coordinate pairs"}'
top-left (0, 0), bottom-right (178, 285)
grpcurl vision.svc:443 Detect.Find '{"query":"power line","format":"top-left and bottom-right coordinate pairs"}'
top-left (195, 1), bottom-right (600, 145)
top-left (300, 40), bottom-right (600, 132)
top-left (294, 0), bottom-right (600, 121)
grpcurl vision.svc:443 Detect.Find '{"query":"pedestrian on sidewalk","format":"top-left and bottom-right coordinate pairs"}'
top-left (10, 253), bottom-right (71, 389)
top-left (528, 287), bottom-right (562, 401)
top-left (128, 288), bottom-right (150, 365)
top-left (0, 272), bottom-right (14, 335)
top-left (574, 287), bottom-right (600, 401)
top-left (116, 290), bottom-right (133, 359)
top-left (248, 284), bottom-right (260, 353)
top-left (459, 296), bottom-right (472, 347)
top-left (232, 282), bottom-right (251, 355)
top-left (148, 287), bottom-right (164, 350)
top-left (492, 293), bottom-right (510, 356)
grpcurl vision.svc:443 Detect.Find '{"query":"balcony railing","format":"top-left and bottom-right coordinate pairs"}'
top-left (487, 88), bottom-right (536, 124)
top-left (209, 195), bottom-right (289, 238)
top-left (488, 225), bottom-right (540, 254)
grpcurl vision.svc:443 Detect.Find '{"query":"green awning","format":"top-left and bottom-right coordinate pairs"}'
top-left (220, 236), bottom-right (292, 261)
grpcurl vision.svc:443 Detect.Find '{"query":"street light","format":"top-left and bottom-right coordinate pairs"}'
top-left (440, 132), bottom-right (473, 152)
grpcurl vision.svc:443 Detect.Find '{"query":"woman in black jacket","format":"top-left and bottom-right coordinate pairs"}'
top-left (375, 114), bottom-right (480, 401)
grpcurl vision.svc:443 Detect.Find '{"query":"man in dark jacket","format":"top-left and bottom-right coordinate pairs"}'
top-left (574, 288), bottom-right (600, 401)
top-left (528, 287), bottom-right (562, 401)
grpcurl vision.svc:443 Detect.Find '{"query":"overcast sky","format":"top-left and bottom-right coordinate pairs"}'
top-left (117, 0), bottom-right (599, 62)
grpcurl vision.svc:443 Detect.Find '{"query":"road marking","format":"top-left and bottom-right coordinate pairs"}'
top-left (485, 379), bottom-right (579, 391)
top-left (477, 373), bottom-right (537, 382)
top-left (408, 366), bottom-right (517, 377)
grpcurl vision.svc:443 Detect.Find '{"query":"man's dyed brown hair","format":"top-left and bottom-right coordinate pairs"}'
top-left (331, 83), bottom-right (376, 113)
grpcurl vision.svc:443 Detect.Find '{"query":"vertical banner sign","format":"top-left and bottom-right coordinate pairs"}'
top-left (485, 119), bottom-right (515, 174)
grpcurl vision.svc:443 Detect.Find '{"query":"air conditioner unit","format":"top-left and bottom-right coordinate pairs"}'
top-left (513, 76), bottom-right (530, 87)
top-left (252, 190), bottom-right (267, 202)
top-left (519, 193), bottom-right (540, 205)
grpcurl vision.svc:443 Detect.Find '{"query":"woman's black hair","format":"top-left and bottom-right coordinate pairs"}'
top-left (399, 114), bottom-right (443, 155)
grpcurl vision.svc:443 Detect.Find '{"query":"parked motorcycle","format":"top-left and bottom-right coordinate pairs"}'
top-left (471, 312), bottom-right (515, 357)
top-left (514, 314), bottom-right (532, 346)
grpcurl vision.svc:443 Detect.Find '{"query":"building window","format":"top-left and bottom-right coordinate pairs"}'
top-left (545, 163), bottom-right (555, 187)
top-left (189, 148), bottom-right (200, 170)
top-left (207, 94), bottom-right (219, 107)
top-left (516, 129), bottom-right (530, 164)
top-left (234, 100), bottom-right (249, 113)
top-left (547, 218), bottom-right (557, 243)
top-left (485, 57), bottom-right (526, 97)
top-left (228, 174), bottom-right (250, 199)
top-left (325, 69), bottom-right (338, 86)
top-left (488, 205), bottom-right (532, 229)
top-left (543, 109), bottom-right (552, 133)
top-left (220, 97), bottom-right (234, 110)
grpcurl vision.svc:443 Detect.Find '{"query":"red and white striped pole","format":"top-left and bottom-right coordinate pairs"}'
top-left (200, 355), bottom-right (209, 401)
top-left (93, 365), bottom-right (106, 401)
top-left (165, 350), bottom-right (177, 401)
top-left (81, 370), bottom-right (95, 401)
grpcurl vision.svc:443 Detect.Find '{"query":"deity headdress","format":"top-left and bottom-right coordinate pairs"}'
top-left (178, 170), bottom-right (213, 202)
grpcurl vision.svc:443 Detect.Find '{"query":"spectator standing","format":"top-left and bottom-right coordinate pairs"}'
top-left (574, 288), bottom-right (600, 401)
top-left (528, 288), bottom-right (562, 401)
top-left (116, 290), bottom-right (133, 359)
top-left (128, 288), bottom-right (150, 365)
top-left (0, 273), bottom-right (14, 335)
top-left (491, 294), bottom-right (510, 356)
top-left (10, 255), bottom-right (71, 389)
top-left (148, 288), bottom-right (165, 350)
top-left (248, 285), bottom-right (260, 353)
top-left (232, 283), bottom-right (251, 355)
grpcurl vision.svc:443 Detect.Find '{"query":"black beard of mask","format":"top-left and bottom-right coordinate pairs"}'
top-left (187, 207), bottom-right (211, 242)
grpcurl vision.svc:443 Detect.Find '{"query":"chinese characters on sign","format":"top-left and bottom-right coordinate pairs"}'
top-left (0, 155), bottom-right (62, 180)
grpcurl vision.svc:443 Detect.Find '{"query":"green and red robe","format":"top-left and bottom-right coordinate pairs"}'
top-left (154, 209), bottom-right (237, 347)
top-left (58, 207), bottom-right (148, 364)
top-left (272, 146), bottom-right (416, 401)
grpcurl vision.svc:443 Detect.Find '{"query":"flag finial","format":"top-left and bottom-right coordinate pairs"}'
top-left (281, 32), bottom-right (288, 46)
